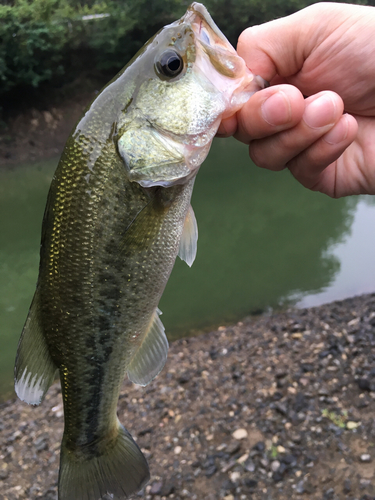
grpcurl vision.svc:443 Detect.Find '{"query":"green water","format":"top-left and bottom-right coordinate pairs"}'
top-left (1, 138), bottom-right (375, 401)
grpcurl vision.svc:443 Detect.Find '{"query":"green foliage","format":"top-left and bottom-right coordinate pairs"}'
top-left (321, 408), bottom-right (348, 428)
top-left (0, 0), bottom-right (64, 90)
top-left (0, 0), bottom-right (187, 95)
top-left (0, 0), bottom-right (373, 96)
top-left (269, 444), bottom-right (279, 459)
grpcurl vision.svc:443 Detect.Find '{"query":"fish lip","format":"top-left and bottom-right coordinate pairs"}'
top-left (181, 3), bottom-right (250, 83)
top-left (182, 3), bottom-right (234, 51)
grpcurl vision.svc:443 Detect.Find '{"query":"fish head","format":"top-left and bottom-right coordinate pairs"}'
top-left (117, 2), bottom-right (267, 188)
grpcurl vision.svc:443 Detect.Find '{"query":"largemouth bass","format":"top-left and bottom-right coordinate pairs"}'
top-left (14, 3), bottom-right (266, 499)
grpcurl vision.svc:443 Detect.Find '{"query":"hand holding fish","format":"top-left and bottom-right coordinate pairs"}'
top-left (219, 2), bottom-right (375, 198)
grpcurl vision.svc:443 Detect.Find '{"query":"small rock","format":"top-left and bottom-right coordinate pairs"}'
top-left (205, 465), bottom-right (217, 477)
top-left (244, 478), bottom-right (257, 488)
top-left (359, 478), bottom-right (371, 488)
top-left (271, 460), bottom-right (281, 472)
top-left (272, 470), bottom-right (284, 483)
top-left (252, 441), bottom-right (265, 452)
top-left (323, 488), bottom-right (334, 499)
top-left (221, 479), bottom-right (236, 493)
top-left (138, 427), bottom-right (153, 436)
top-left (360, 453), bottom-right (371, 462)
top-left (291, 332), bottom-right (303, 339)
top-left (221, 460), bottom-right (237, 474)
top-left (232, 428), bottom-right (248, 440)
top-left (237, 453), bottom-right (248, 464)
top-left (0, 470), bottom-right (9, 480)
top-left (281, 454), bottom-right (297, 466)
top-left (357, 378), bottom-right (372, 391)
top-left (174, 446), bottom-right (182, 455)
top-left (43, 111), bottom-right (54, 124)
top-left (229, 471), bottom-right (241, 482)
top-left (343, 479), bottom-right (351, 493)
top-left (178, 373), bottom-right (190, 384)
top-left (301, 363), bottom-right (314, 373)
top-left (243, 458), bottom-right (256, 472)
top-left (295, 480), bottom-right (304, 494)
top-left (160, 483), bottom-right (175, 496)
top-left (346, 421), bottom-right (360, 430)
top-left (150, 481), bottom-right (163, 495)
top-left (35, 436), bottom-right (48, 452)
top-left (226, 441), bottom-right (241, 455)
top-left (274, 402), bottom-right (288, 415)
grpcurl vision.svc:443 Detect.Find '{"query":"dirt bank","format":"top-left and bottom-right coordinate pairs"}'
top-left (1, 293), bottom-right (375, 500)
top-left (0, 77), bottom-right (107, 168)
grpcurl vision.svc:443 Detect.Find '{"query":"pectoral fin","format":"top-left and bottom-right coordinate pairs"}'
top-left (127, 308), bottom-right (168, 386)
top-left (14, 288), bottom-right (57, 405)
top-left (178, 204), bottom-right (198, 267)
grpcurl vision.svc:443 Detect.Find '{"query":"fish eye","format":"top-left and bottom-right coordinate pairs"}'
top-left (156, 50), bottom-right (184, 78)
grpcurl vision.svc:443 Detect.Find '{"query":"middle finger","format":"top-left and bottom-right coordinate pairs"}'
top-left (248, 91), bottom-right (344, 171)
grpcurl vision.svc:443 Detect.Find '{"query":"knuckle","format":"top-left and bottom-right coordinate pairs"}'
top-left (249, 142), bottom-right (285, 170)
top-left (237, 28), bottom-right (253, 50)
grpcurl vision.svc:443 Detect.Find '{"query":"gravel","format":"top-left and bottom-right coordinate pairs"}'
top-left (1, 293), bottom-right (375, 500)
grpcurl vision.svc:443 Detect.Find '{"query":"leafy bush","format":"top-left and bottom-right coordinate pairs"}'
top-left (0, 0), bottom-right (188, 95)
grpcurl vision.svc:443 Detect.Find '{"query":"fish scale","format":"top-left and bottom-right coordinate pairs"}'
top-left (44, 145), bottom-right (194, 454)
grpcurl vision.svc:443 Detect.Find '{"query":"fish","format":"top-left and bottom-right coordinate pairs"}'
top-left (14, 3), bottom-right (266, 499)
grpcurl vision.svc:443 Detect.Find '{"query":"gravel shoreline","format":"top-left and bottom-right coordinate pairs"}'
top-left (1, 294), bottom-right (375, 500)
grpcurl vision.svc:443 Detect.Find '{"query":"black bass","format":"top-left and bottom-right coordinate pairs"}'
top-left (14, 3), bottom-right (266, 499)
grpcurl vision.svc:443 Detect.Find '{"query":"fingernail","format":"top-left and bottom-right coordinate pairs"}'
top-left (261, 91), bottom-right (291, 126)
top-left (324, 114), bottom-right (349, 145)
top-left (304, 94), bottom-right (336, 129)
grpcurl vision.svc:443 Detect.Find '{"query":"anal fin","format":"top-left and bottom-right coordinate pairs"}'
top-left (127, 308), bottom-right (168, 386)
top-left (14, 288), bottom-right (57, 405)
top-left (178, 204), bottom-right (198, 267)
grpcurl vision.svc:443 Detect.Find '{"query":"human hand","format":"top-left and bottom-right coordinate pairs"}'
top-left (218, 3), bottom-right (375, 197)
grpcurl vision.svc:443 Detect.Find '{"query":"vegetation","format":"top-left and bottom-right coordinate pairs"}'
top-left (0, 0), bottom-right (373, 97)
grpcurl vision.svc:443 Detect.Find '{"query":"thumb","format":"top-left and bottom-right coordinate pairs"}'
top-left (237, 10), bottom-right (310, 83)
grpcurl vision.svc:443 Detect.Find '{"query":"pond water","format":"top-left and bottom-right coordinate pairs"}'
top-left (1, 137), bottom-right (375, 400)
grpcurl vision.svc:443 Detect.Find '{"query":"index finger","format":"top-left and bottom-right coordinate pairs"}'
top-left (217, 84), bottom-right (305, 142)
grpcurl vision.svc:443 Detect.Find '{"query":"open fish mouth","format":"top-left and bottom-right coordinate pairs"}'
top-left (185, 3), bottom-right (268, 117)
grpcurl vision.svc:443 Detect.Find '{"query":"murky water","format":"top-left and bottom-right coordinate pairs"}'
top-left (1, 138), bottom-right (375, 400)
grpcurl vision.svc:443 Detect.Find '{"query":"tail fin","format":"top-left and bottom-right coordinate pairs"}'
top-left (58, 423), bottom-right (150, 500)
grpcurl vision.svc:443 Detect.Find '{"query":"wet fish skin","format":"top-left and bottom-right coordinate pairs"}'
top-left (14, 3), bottom-right (266, 499)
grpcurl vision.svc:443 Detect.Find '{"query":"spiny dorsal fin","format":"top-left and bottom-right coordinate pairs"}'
top-left (14, 288), bottom-right (57, 405)
top-left (178, 204), bottom-right (198, 267)
top-left (127, 308), bottom-right (168, 386)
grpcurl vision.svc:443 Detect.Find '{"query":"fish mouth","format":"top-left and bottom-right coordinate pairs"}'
top-left (181, 2), bottom-right (267, 115)
top-left (183, 3), bottom-right (235, 52)
top-left (182, 3), bottom-right (246, 80)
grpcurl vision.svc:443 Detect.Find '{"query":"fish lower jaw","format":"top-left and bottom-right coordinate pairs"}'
top-left (131, 128), bottom-right (217, 188)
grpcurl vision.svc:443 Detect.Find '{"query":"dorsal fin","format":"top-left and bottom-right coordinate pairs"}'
top-left (14, 288), bottom-right (57, 405)
top-left (127, 308), bottom-right (168, 386)
top-left (178, 204), bottom-right (198, 267)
